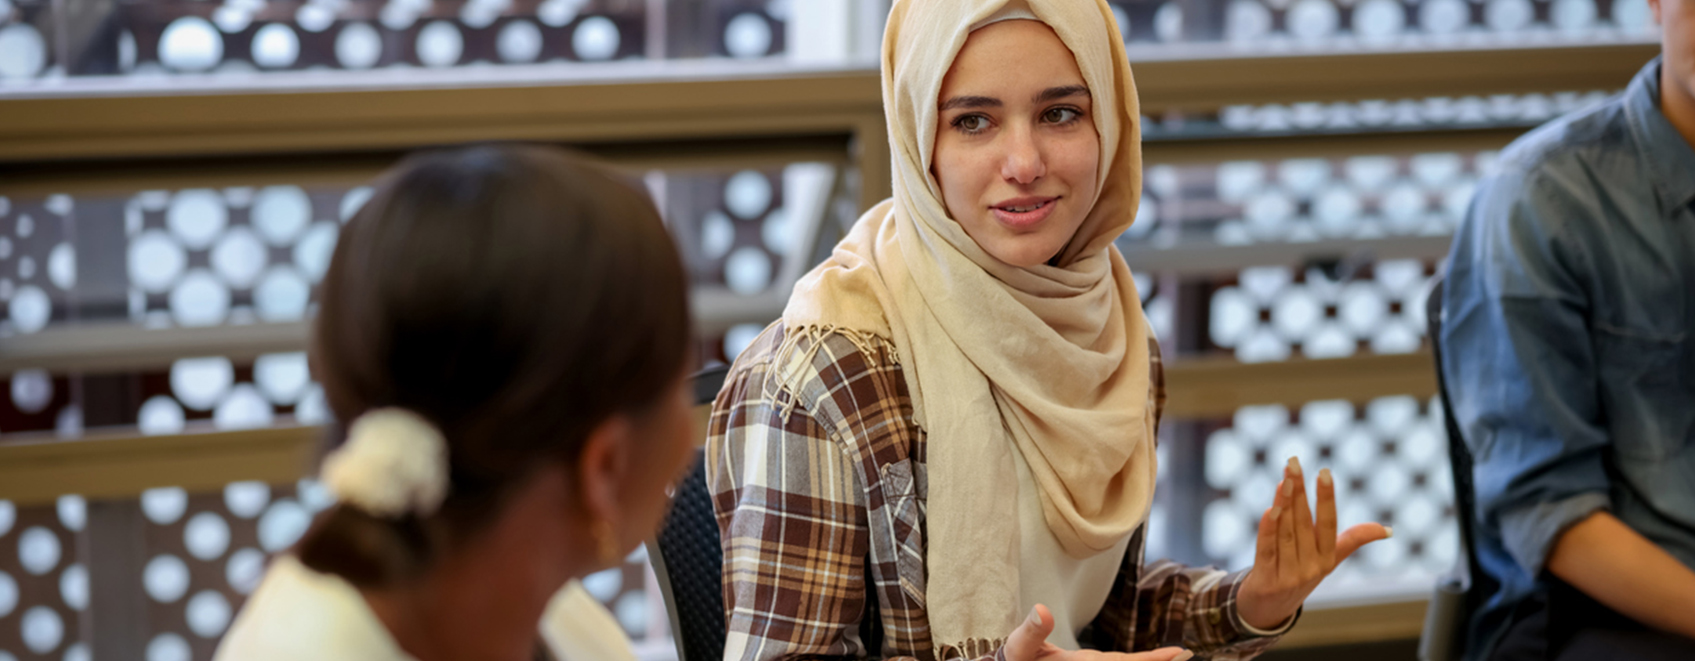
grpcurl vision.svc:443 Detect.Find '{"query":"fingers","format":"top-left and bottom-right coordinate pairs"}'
top-left (1088, 647), bottom-right (1192, 661)
top-left (1334, 523), bottom-right (1393, 564)
top-left (1255, 502), bottom-right (1280, 583)
top-left (1277, 476), bottom-right (1298, 578)
top-left (1316, 468), bottom-right (1338, 571)
top-left (1004, 604), bottom-right (1055, 661)
top-left (1286, 458), bottom-right (1318, 571)
top-left (1126, 647), bottom-right (1193, 661)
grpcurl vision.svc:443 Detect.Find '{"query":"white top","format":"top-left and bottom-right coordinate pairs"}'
top-left (215, 555), bottom-right (636, 661)
top-left (1012, 447), bottom-right (1131, 649)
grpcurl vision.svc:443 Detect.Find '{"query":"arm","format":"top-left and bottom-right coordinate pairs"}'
top-left (1442, 162), bottom-right (1690, 627)
top-left (1546, 511), bottom-right (1695, 640)
top-left (707, 361), bottom-right (882, 661)
top-left (1079, 530), bottom-right (1291, 659)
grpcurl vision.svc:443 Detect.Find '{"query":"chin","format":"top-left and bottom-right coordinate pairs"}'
top-left (988, 239), bottom-right (1066, 268)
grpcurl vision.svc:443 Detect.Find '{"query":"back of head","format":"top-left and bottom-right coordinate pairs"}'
top-left (298, 143), bottom-right (691, 586)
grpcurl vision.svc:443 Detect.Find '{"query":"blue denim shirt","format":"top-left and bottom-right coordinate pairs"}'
top-left (1442, 56), bottom-right (1695, 660)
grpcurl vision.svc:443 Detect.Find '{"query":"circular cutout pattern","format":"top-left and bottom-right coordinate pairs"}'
top-left (252, 23), bottom-right (300, 69)
top-left (572, 15), bottom-right (620, 60)
top-left (723, 12), bottom-right (772, 58)
top-left (185, 512), bottom-right (232, 560)
top-left (138, 396), bottom-right (188, 435)
top-left (141, 487), bottom-right (189, 525)
top-left (336, 22), bottom-right (382, 70)
top-left (295, 384), bottom-right (330, 424)
top-left (56, 495), bottom-right (85, 532)
top-left (170, 270), bottom-right (232, 326)
top-left (160, 17), bottom-right (224, 72)
top-left (129, 231), bottom-right (188, 293)
top-left (255, 266), bottom-right (311, 322)
top-left (498, 20), bottom-right (544, 63)
top-left (582, 568), bottom-right (621, 601)
top-left (723, 323), bottom-right (765, 360)
top-left (0, 24), bottom-right (47, 80)
top-left (186, 590), bottom-right (232, 638)
top-left (254, 352), bottom-right (310, 405)
top-left (19, 527), bottom-right (61, 575)
top-left (214, 384), bottom-right (275, 430)
top-left (0, 570), bottom-right (17, 618)
top-left (11, 368), bottom-right (53, 414)
top-left (1353, 0), bottom-right (1406, 42)
top-left (9, 284), bottom-right (51, 334)
top-left (211, 227), bottom-right (268, 289)
top-left (59, 564), bottom-right (88, 611)
top-left (258, 499), bottom-right (311, 552)
top-left (252, 186), bottom-right (312, 245)
top-left (224, 481), bottom-right (272, 519)
top-left (294, 221), bottom-right (340, 282)
top-left (725, 171), bottom-right (773, 219)
top-left (21, 606), bottom-right (63, 654)
top-left (47, 243), bottom-right (75, 290)
top-left (226, 548), bottom-right (266, 594)
top-left (147, 633), bottom-right (191, 661)
top-left (723, 247), bottom-right (772, 295)
top-left (416, 21), bottom-right (464, 67)
top-left (167, 190), bottom-right (228, 251)
top-left (144, 555), bottom-right (190, 603)
top-left (700, 211), bottom-right (734, 261)
top-left (1286, 0), bottom-right (1339, 40)
top-left (171, 356), bottom-right (235, 411)
top-left (1419, 0), bottom-right (1470, 33)
top-left (340, 187), bottom-right (373, 222)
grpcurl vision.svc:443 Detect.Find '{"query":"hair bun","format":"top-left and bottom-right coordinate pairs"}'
top-left (321, 408), bottom-right (451, 518)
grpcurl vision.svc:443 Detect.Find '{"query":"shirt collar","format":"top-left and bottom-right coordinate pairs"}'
top-left (1624, 56), bottom-right (1695, 215)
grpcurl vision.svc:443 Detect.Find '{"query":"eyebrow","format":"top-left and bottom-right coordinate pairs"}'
top-left (939, 85), bottom-right (1091, 111)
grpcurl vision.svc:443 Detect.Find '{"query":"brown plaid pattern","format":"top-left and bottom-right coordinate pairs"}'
top-left (707, 323), bottom-right (1288, 661)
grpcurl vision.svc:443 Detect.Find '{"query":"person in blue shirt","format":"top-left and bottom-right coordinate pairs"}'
top-left (1440, 0), bottom-right (1695, 658)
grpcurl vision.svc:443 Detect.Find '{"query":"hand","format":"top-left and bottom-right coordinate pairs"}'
top-left (1237, 457), bottom-right (1392, 631)
top-left (1004, 604), bottom-right (1192, 661)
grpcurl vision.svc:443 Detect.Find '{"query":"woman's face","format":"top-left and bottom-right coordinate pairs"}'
top-left (932, 20), bottom-right (1101, 268)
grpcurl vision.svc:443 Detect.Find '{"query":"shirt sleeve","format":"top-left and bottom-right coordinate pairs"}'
top-left (1080, 533), bottom-right (1292, 659)
top-left (1441, 158), bottom-right (1612, 578)
top-left (708, 353), bottom-right (879, 661)
top-left (708, 332), bottom-right (1005, 661)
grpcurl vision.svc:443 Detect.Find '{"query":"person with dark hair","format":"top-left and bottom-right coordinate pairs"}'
top-left (214, 144), bottom-right (699, 661)
top-left (1440, 0), bottom-right (1695, 658)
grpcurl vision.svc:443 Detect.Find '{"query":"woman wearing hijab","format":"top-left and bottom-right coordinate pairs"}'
top-left (706, 1), bottom-right (1391, 660)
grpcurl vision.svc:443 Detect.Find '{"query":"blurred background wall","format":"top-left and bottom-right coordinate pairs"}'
top-left (0, 1), bottom-right (1660, 659)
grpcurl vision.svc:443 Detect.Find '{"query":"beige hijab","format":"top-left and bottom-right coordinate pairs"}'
top-left (779, 0), bottom-right (1155, 654)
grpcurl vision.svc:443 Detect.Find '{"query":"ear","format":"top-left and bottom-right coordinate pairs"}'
top-left (574, 415), bottom-right (634, 531)
top-left (1650, 0), bottom-right (1663, 23)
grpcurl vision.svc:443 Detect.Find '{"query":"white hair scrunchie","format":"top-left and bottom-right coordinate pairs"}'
top-left (321, 408), bottom-right (451, 519)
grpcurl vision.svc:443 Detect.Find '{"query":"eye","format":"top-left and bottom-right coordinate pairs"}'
top-left (951, 114), bottom-right (990, 134)
top-left (1043, 107), bottom-right (1082, 124)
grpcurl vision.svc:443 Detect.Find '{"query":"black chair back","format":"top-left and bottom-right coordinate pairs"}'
top-left (1419, 275), bottom-right (1498, 660)
top-left (648, 363), bottom-right (886, 661)
top-left (649, 365), bottom-right (731, 661)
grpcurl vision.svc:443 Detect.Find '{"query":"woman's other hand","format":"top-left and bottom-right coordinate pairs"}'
top-left (1237, 457), bottom-right (1392, 631)
top-left (1004, 604), bottom-right (1193, 661)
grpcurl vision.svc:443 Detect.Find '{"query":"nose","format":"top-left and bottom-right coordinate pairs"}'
top-left (999, 124), bottom-right (1045, 184)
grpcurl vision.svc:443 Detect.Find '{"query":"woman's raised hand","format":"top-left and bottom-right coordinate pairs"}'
top-left (1004, 604), bottom-right (1193, 661)
top-left (1236, 458), bottom-right (1393, 631)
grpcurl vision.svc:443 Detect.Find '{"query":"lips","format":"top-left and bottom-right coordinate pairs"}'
top-left (990, 196), bottom-right (1058, 229)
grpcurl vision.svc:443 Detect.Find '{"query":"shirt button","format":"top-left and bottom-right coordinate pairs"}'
top-left (1209, 611), bottom-right (1222, 626)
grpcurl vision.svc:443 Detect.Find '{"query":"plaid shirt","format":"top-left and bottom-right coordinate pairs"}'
top-left (707, 323), bottom-right (1289, 661)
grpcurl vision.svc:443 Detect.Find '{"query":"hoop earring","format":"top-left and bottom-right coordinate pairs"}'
top-left (594, 519), bottom-right (620, 566)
